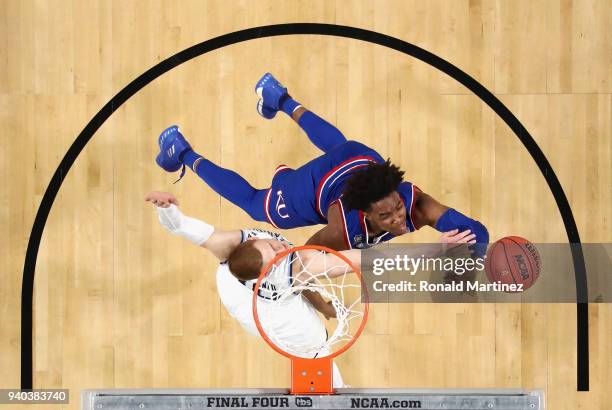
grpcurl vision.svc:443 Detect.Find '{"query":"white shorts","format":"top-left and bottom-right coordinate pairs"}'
top-left (215, 263), bottom-right (327, 357)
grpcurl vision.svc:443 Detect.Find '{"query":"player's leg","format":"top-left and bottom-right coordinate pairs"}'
top-left (182, 150), bottom-right (269, 222)
top-left (332, 361), bottom-right (345, 388)
top-left (255, 73), bottom-right (346, 153)
top-left (294, 108), bottom-right (348, 153)
top-left (316, 345), bottom-right (346, 388)
top-left (155, 125), bottom-right (268, 223)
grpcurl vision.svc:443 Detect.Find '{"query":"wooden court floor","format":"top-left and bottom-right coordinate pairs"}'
top-left (1, 1), bottom-right (610, 409)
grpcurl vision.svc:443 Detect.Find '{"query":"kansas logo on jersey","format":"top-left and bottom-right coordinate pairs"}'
top-left (275, 190), bottom-right (289, 219)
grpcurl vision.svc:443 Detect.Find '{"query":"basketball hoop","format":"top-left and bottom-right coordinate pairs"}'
top-left (252, 245), bottom-right (369, 394)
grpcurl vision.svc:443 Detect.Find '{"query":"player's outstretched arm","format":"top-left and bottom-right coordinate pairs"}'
top-left (295, 249), bottom-right (361, 281)
top-left (296, 229), bottom-right (476, 281)
top-left (305, 203), bottom-right (349, 251)
top-left (302, 290), bottom-right (336, 320)
top-left (145, 191), bottom-right (242, 261)
top-left (414, 190), bottom-right (488, 257)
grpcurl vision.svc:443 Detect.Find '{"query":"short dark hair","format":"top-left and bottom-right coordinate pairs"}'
top-left (343, 159), bottom-right (404, 211)
top-left (227, 240), bottom-right (263, 281)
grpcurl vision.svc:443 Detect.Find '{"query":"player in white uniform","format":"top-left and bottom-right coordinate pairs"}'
top-left (145, 192), bottom-right (354, 386)
top-left (145, 191), bottom-right (477, 387)
top-left (216, 227), bottom-right (334, 355)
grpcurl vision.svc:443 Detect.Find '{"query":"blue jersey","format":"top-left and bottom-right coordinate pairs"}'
top-left (263, 140), bottom-right (384, 229)
top-left (335, 182), bottom-right (418, 249)
top-left (262, 141), bottom-right (418, 248)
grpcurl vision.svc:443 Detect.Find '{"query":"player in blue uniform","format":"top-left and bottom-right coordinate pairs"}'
top-left (155, 73), bottom-right (488, 255)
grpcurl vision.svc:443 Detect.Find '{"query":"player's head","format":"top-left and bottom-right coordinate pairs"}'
top-left (227, 239), bottom-right (289, 281)
top-left (343, 159), bottom-right (408, 235)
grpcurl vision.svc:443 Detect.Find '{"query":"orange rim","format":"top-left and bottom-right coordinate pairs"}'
top-left (252, 244), bottom-right (369, 361)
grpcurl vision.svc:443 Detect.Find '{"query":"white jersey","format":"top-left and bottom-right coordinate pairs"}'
top-left (216, 229), bottom-right (325, 354)
top-left (214, 228), bottom-right (345, 386)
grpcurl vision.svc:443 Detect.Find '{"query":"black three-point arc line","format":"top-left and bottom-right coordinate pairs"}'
top-left (20, 23), bottom-right (589, 391)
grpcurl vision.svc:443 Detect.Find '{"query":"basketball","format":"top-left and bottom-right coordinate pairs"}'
top-left (484, 236), bottom-right (541, 291)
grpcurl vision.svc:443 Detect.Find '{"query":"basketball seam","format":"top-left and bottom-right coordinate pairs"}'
top-left (500, 241), bottom-right (519, 286)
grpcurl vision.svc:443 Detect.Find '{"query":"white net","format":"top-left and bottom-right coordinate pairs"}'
top-left (255, 249), bottom-right (367, 359)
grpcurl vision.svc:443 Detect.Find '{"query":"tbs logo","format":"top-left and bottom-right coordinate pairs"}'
top-left (295, 396), bottom-right (313, 407)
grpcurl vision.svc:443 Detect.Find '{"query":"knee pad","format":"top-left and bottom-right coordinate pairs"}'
top-left (435, 208), bottom-right (489, 258)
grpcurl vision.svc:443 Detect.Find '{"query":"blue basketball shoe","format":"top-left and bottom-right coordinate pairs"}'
top-left (155, 125), bottom-right (192, 182)
top-left (255, 73), bottom-right (288, 119)
top-left (256, 98), bottom-right (278, 119)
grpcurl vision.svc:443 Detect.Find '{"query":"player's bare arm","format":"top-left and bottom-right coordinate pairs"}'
top-left (200, 230), bottom-right (243, 261)
top-left (145, 191), bottom-right (242, 261)
top-left (410, 190), bottom-right (450, 229)
top-left (296, 229), bottom-right (476, 282)
top-left (305, 202), bottom-right (349, 250)
top-left (302, 290), bottom-right (336, 320)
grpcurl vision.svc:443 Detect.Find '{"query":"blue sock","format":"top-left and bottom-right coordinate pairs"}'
top-left (280, 96), bottom-right (301, 116)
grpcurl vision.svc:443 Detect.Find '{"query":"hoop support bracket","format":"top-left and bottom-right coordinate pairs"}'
top-left (291, 357), bottom-right (333, 394)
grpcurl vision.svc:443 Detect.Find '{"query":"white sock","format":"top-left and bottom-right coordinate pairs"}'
top-left (156, 204), bottom-right (214, 245)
